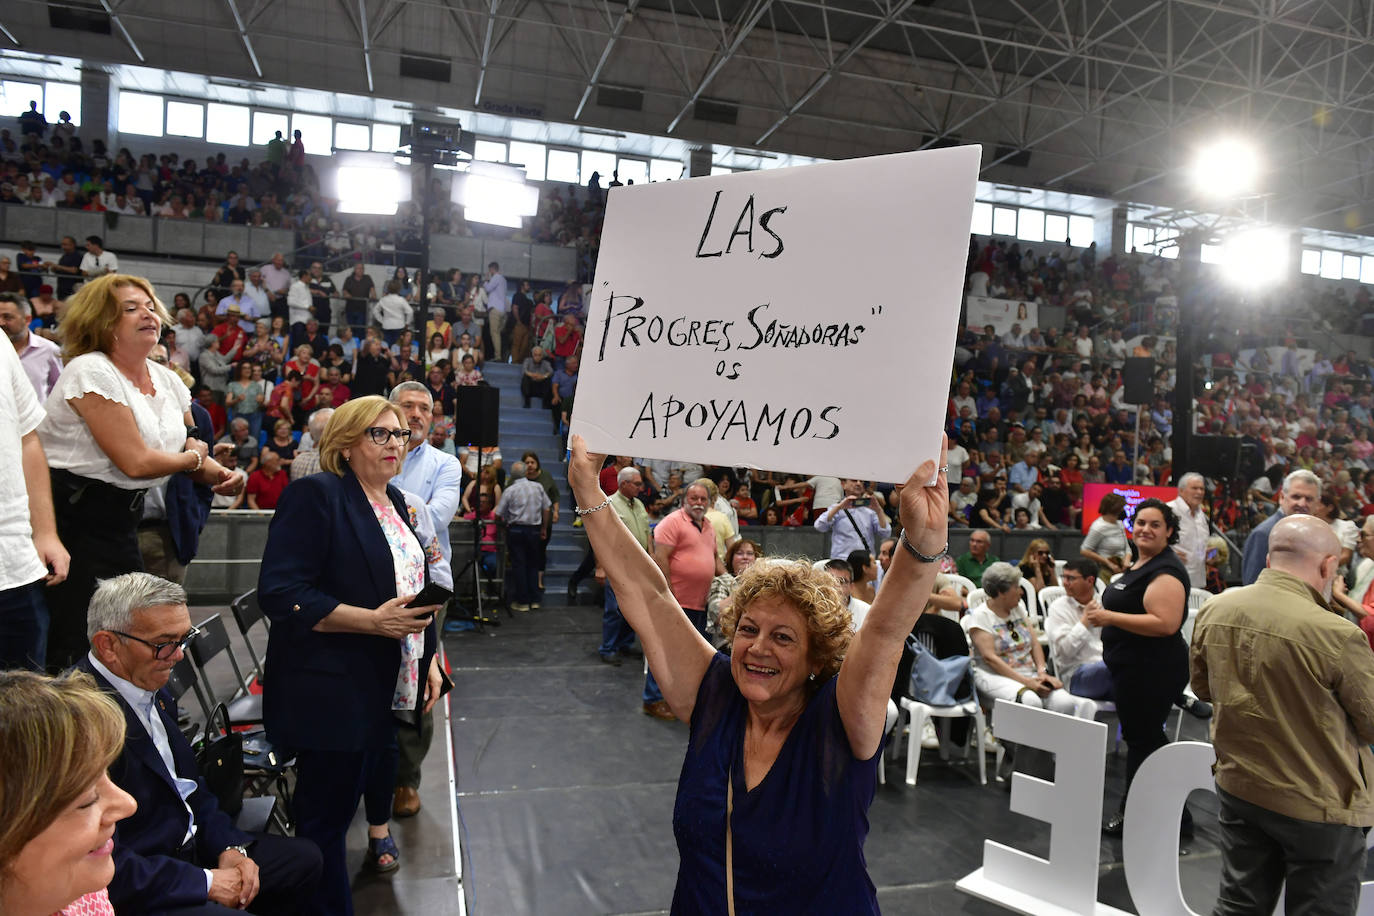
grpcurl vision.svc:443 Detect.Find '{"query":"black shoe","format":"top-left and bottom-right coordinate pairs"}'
top-left (599, 653), bottom-right (622, 666)
top-left (566, 583), bottom-right (578, 606)
top-left (618, 645), bottom-right (643, 658)
top-left (1179, 695), bottom-right (1213, 719)
top-left (1103, 810), bottom-right (1125, 835)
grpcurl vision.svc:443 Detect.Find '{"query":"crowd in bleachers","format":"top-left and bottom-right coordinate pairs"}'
top-left (0, 112), bottom-right (608, 282)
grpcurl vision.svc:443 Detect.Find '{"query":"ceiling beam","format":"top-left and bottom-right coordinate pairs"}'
top-left (756, 0), bottom-right (920, 145)
top-left (665, 0), bottom-right (775, 133)
top-left (0, 19), bottom-right (20, 47)
top-left (574, 0), bottom-right (642, 119)
top-left (223, 0), bottom-right (264, 79)
top-left (97, 0), bottom-right (145, 63)
top-left (474, 0), bottom-right (502, 105)
top-left (357, 0), bottom-right (375, 92)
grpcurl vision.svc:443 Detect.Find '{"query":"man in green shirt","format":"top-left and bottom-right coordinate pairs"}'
top-left (599, 466), bottom-right (650, 665)
top-left (956, 529), bottom-right (999, 586)
top-left (266, 130), bottom-right (286, 165)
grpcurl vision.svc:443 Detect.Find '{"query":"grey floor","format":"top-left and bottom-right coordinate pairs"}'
top-left (445, 602), bottom-right (1232, 916)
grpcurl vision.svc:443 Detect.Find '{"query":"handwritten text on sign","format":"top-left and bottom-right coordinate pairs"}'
top-left (570, 147), bottom-right (980, 484)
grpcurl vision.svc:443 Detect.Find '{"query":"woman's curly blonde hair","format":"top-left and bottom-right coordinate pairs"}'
top-left (717, 558), bottom-right (852, 685)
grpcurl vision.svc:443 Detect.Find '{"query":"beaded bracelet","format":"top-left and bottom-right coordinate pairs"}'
top-left (899, 529), bottom-right (947, 563)
top-left (185, 448), bottom-right (204, 474)
top-left (574, 496), bottom-right (612, 517)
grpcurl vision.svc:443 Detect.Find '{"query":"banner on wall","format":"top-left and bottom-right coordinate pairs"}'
top-left (1081, 482), bottom-right (1179, 535)
top-left (569, 146), bottom-right (981, 484)
top-left (966, 296), bottom-right (1040, 337)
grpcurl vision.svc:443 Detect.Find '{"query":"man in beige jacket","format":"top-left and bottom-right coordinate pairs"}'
top-left (1192, 515), bottom-right (1374, 915)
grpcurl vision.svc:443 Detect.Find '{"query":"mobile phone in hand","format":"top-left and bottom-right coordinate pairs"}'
top-left (406, 582), bottom-right (453, 616)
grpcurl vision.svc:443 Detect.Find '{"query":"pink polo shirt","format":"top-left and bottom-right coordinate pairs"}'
top-left (654, 508), bottom-right (717, 610)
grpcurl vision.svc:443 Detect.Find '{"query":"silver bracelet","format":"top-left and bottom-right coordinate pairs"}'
top-left (899, 530), bottom-right (946, 563)
top-left (574, 496), bottom-right (612, 517)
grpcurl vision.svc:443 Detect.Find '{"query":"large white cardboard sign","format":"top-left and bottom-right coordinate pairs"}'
top-left (569, 146), bottom-right (980, 484)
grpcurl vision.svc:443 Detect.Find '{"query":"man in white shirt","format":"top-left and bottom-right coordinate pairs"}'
top-left (822, 559), bottom-right (871, 630)
top-left (1169, 471), bottom-right (1210, 588)
top-left (1043, 558), bottom-right (1112, 700)
top-left (259, 252), bottom-right (293, 323)
top-left (78, 573), bottom-right (321, 913)
top-left (243, 268), bottom-right (271, 316)
top-left (0, 337), bottom-right (68, 669)
top-left (80, 234), bottom-right (119, 277)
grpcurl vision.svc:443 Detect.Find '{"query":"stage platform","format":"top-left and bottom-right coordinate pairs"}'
top-left (445, 602), bottom-right (1235, 916)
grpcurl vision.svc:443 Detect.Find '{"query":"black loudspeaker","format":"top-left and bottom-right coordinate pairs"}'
top-left (1123, 357), bottom-right (1155, 405)
top-left (454, 385), bottom-right (500, 447)
top-left (1191, 435), bottom-right (1242, 480)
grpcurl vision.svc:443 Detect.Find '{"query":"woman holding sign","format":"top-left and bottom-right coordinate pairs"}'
top-left (568, 433), bottom-right (949, 913)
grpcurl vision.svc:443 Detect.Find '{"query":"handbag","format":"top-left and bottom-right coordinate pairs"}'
top-left (906, 635), bottom-right (974, 707)
top-left (196, 703), bottom-right (244, 817)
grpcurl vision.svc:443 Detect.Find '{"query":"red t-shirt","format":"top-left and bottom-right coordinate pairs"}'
top-left (246, 468), bottom-right (289, 509)
top-left (599, 465), bottom-right (620, 495)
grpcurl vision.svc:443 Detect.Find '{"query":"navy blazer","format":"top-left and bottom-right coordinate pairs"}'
top-left (164, 400), bottom-right (216, 565)
top-left (257, 469), bottom-right (437, 752)
top-left (76, 657), bottom-right (251, 914)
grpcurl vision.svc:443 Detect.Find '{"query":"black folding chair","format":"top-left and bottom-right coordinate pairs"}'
top-left (229, 589), bottom-right (269, 688)
top-left (188, 614), bottom-right (262, 726)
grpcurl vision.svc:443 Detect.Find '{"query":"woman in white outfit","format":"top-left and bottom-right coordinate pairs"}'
top-left (968, 562), bottom-right (1096, 720)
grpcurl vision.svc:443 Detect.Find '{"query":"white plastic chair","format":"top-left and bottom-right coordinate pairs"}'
top-left (900, 627), bottom-right (990, 786)
top-left (1018, 579), bottom-right (1038, 623)
top-left (945, 573), bottom-right (977, 600)
top-left (1172, 604), bottom-right (1205, 742)
top-left (966, 587), bottom-right (988, 610)
top-left (1036, 585), bottom-right (1065, 614)
top-left (879, 699), bottom-right (898, 785)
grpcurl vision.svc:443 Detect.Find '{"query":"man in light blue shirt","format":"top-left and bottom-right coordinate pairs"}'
top-left (216, 278), bottom-right (259, 334)
top-left (814, 478), bottom-right (891, 560)
top-left (390, 382), bottom-right (464, 564)
top-left (1008, 457), bottom-right (1039, 493)
top-left (483, 261), bottom-right (508, 359)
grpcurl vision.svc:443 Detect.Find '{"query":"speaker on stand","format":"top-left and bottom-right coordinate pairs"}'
top-left (1123, 357), bottom-right (1154, 478)
top-left (453, 385), bottom-right (502, 627)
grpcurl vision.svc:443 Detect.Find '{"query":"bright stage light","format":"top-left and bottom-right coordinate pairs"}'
top-left (332, 153), bottom-right (411, 215)
top-left (1220, 227), bottom-right (1288, 288)
top-left (453, 161), bottom-right (538, 229)
top-left (1191, 138), bottom-right (1260, 198)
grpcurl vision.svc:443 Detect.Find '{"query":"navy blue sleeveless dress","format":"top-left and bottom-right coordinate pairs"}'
top-left (671, 653), bottom-right (881, 914)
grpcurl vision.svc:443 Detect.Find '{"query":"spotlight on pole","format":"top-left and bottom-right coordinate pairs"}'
top-left (1191, 138), bottom-right (1260, 198)
top-left (331, 152), bottom-right (410, 215)
top-left (1219, 226), bottom-right (1288, 288)
top-left (452, 161), bottom-right (538, 229)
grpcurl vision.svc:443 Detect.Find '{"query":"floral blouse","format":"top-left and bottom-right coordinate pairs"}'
top-left (369, 497), bottom-right (426, 711)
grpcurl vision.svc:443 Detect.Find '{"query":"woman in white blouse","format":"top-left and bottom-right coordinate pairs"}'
top-left (39, 275), bottom-right (245, 670)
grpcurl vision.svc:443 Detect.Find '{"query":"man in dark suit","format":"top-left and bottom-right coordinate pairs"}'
top-left (79, 572), bottom-right (321, 914)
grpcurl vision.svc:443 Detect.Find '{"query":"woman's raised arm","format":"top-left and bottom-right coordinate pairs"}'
top-left (568, 436), bottom-right (715, 720)
top-left (836, 438), bottom-right (949, 759)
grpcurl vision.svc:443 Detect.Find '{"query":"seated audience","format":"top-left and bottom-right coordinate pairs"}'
top-left (78, 572), bottom-right (322, 914)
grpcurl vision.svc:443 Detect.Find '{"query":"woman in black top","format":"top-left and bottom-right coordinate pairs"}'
top-left (1084, 498), bottom-right (1190, 835)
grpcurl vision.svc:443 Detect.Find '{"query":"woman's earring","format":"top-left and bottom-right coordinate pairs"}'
top-left (808, 672), bottom-right (817, 682)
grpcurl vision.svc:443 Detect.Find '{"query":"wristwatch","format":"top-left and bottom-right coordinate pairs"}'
top-left (223, 844), bottom-right (250, 859)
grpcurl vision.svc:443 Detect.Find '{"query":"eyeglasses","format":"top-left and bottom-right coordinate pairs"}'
top-left (109, 625), bottom-right (201, 660)
top-left (365, 427), bottom-right (412, 445)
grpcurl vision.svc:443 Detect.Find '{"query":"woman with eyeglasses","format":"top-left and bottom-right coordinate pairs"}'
top-left (968, 562), bottom-right (1096, 721)
top-left (38, 275), bottom-right (244, 671)
top-left (257, 395), bottom-right (444, 915)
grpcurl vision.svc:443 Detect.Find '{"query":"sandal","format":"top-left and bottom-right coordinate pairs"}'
top-left (366, 833), bottom-right (401, 873)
